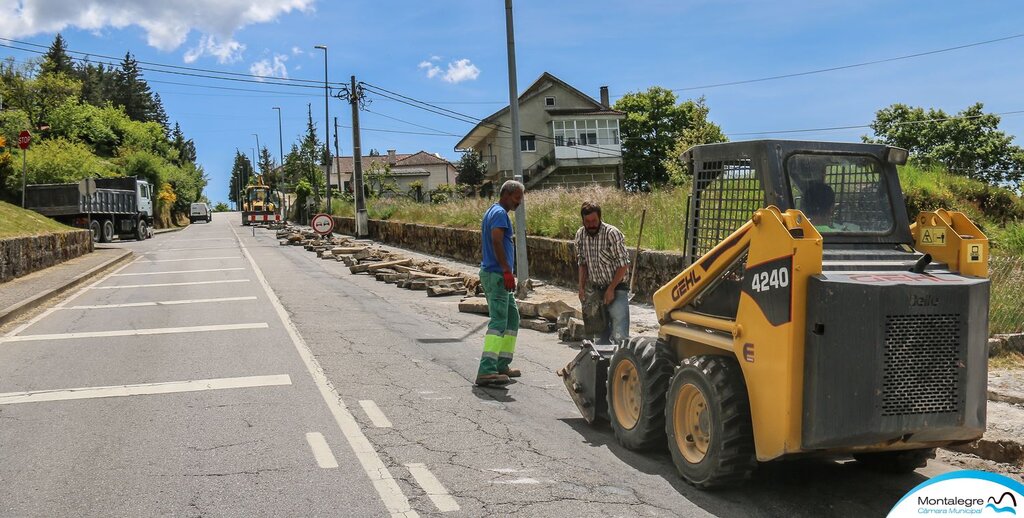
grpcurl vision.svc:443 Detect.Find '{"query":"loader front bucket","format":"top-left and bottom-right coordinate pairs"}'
top-left (557, 340), bottom-right (614, 424)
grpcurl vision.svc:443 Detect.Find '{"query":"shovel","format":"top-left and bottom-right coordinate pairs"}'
top-left (627, 209), bottom-right (647, 302)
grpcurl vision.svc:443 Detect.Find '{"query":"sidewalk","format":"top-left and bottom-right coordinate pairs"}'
top-left (0, 246), bottom-right (133, 328)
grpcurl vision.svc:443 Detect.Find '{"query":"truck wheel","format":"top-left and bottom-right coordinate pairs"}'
top-left (666, 355), bottom-right (757, 488)
top-left (135, 219), bottom-right (148, 241)
top-left (100, 220), bottom-right (115, 243)
top-left (607, 336), bottom-right (675, 451)
top-left (853, 448), bottom-right (935, 474)
top-left (89, 220), bottom-right (101, 242)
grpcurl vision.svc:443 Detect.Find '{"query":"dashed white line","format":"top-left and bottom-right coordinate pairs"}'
top-left (305, 432), bottom-right (340, 469)
top-left (232, 226), bottom-right (416, 518)
top-left (359, 400), bottom-right (393, 428)
top-left (92, 279), bottom-right (250, 289)
top-left (0, 374), bottom-right (292, 405)
top-left (60, 296), bottom-right (259, 310)
top-left (143, 256), bottom-right (241, 263)
top-left (405, 463), bottom-right (460, 512)
top-left (0, 322), bottom-right (268, 343)
top-left (144, 246), bottom-right (240, 253)
top-left (490, 478), bottom-right (541, 485)
top-left (112, 267), bottom-right (245, 276)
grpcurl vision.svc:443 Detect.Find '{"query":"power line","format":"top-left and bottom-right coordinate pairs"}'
top-left (727, 109), bottom-right (1024, 137)
top-left (627, 32), bottom-right (1024, 95)
top-left (363, 108), bottom-right (463, 136)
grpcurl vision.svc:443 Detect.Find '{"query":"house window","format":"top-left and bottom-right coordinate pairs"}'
top-left (521, 135), bottom-right (536, 152)
top-left (579, 132), bottom-right (597, 145)
top-left (545, 96), bottom-right (555, 107)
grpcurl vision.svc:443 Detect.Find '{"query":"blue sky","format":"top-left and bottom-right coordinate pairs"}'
top-left (3, 0), bottom-right (1023, 204)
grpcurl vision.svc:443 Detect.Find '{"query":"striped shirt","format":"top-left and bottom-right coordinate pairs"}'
top-left (575, 222), bottom-right (630, 287)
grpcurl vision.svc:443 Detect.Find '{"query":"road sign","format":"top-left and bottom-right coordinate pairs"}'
top-left (17, 130), bottom-right (30, 150)
top-left (311, 213), bottom-right (335, 235)
top-left (78, 178), bottom-right (97, 198)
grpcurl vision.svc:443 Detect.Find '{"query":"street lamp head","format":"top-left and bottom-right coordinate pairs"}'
top-left (314, 45), bottom-right (327, 50)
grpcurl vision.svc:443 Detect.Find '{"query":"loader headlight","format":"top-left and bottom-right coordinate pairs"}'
top-left (886, 147), bottom-right (909, 165)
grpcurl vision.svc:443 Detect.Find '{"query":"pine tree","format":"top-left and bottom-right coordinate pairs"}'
top-left (170, 123), bottom-right (197, 166)
top-left (152, 93), bottom-right (169, 133)
top-left (229, 150), bottom-right (255, 205)
top-left (41, 34), bottom-right (75, 77)
top-left (112, 52), bottom-right (157, 122)
top-left (77, 61), bottom-right (114, 107)
top-left (258, 146), bottom-right (276, 187)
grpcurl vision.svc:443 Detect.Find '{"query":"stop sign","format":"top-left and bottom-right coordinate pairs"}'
top-left (17, 130), bottom-right (30, 150)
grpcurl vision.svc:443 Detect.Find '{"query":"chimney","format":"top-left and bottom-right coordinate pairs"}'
top-left (387, 149), bottom-right (397, 165)
top-left (600, 86), bottom-right (610, 108)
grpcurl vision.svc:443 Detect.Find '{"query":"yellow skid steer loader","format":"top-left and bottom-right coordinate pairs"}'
top-left (560, 140), bottom-right (989, 488)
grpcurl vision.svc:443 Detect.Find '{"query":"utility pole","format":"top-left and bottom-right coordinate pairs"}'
top-left (347, 76), bottom-right (368, 237)
top-left (273, 107), bottom-right (286, 222)
top-left (504, 0), bottom-right (530, 297)
top-left (252, 133), bottom-right (261, 173)
top-left (314, 45), bottom-right (332, 213)
top-left (334, 117), bottom-right (340, 158)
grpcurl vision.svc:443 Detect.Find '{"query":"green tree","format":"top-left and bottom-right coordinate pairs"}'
top-left (0, 64), bottom-right (82, 128)
top-left (365, 160), bottom-right (397, 196)
top-left (229, 150), bottom-right (254, 205)
top-left (866, 102), bottom-right (1024, 187)
top-left (170, 122), bottom-right (197, 165)
top-left (663, 97), bottom-right (728, 185)
top-left (112, 52), bottom-right (158, 123)
top-left (614, 87), bottom-right (687, 188)
top-left (455, 150), bottom-right (487, 186)
top-left (214, 201), bottom-right (230, 212)
top-left (257, 145), bottom-right (276, 186)
top-left (40, 34), bottom-right (75, 77)
top-left (77, 61), bottom-right (115, 107)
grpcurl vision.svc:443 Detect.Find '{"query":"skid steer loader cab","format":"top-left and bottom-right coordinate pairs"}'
top-left (560, 140), bottom-right (990, 488)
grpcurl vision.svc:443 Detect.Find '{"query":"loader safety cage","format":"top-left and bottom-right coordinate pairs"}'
top-left (682, 140), bottom-right (915, 266)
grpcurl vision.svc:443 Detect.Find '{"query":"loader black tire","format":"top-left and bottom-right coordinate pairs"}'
top-left (666, 355), bottom-right (757, 489)
top-left (853, 448), bottom-right (935, 474)
top-left (607, 336), bottom-right (675, 451)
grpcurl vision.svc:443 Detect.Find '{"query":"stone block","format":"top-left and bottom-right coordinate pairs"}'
top-left (458, 297), bottom-right (489, 315)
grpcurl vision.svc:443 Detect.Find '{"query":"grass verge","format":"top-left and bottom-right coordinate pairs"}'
top-left (0, 200), bottom-right (76, 238)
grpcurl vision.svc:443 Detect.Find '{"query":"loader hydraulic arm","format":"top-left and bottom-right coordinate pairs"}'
top-left (653, 221), bottom-right (755, 324)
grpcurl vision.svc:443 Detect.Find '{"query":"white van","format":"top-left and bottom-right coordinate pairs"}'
top-left (189, 202), bottom-right (212, 223)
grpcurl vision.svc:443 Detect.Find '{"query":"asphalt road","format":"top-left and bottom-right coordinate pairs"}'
top-left (0, 213), bottom-right (962, 517)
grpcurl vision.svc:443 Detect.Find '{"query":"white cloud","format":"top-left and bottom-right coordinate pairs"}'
top-left (291, 46), bottom-right (304, 56)
top-left (0, 0), bottom-right (314, 59)
top-left (183, 35), bottom-right (245, 64)
top-left (443, 59), bottom-right (480, 84)
top-left (419, 56), bottom-right (480, 84)
top-left (418, 60), bottom-right (441, 79)
top-left (250, 54), bottom-right (289, 80)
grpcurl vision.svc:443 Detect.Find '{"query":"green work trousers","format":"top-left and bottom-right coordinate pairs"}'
top-left (477, 269), bottom-right (520, 375)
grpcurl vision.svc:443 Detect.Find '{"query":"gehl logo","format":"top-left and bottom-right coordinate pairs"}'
top-left (910, 294), bottom-right (940, 307)
top-left (671, 270), bottom-right (702, 301)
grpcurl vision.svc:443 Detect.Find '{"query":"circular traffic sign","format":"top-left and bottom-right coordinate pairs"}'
top-left (18, 130), bottom-right (31, 150)
top-left (311, 213), bottom-right (335, 235)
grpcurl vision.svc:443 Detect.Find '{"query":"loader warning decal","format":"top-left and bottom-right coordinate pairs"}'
top-left (921, 227), bottom-right (947, 246)
top-left (968, 244), bottom-right (982, 263)
top-left (741, 255), bottom-right (793, 326)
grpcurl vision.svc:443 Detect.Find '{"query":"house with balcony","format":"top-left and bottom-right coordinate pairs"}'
top-left (455, 72), bottom-right (625, 190)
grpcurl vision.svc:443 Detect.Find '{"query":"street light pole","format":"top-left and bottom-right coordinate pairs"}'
top-left (273, 107), bottom-right (285, 222)
top-left (504, 0), bottom-right (530, 297)
top-left (251, 133), bottom-right (261, 172)
top-left (314, 44), bottom-right (332, 214)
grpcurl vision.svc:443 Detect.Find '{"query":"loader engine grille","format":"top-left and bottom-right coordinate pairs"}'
top-left (882, 314), bottom-right (962, 416)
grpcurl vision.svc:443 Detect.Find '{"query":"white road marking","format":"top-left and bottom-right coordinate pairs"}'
top-left (59, 296), bottom-right (259, 310)
top-left (305, 432), bottom-right (340, 469)
top-left (92, 279), bottom-right (250, 289)
top-left (143, 256), bottom-right (241, 263)
top-left (0, 374), bottom-right (291, 405)
top-left (113, 267), bottom-right (245, 277)
top-left (0, 323), bottom-right (268, 343)
top-left (232, 227), bottom-right (416, 518)
top-left (488, 468), bottom-right (531, 473)
top-left (358, 400), bottom-right (393, 428)
top-left (490, 478), bottom-right (540, 485)
top-left (405, 464), bottom-right (460, 512)
top-left (3, 256), bottom-right (141, 338)
top-left (180, 238), bottom-right (238, 241)
top-left (144, 246), bottom-right (239, 253)
top-left (422, 397), bottom-right (452, 401)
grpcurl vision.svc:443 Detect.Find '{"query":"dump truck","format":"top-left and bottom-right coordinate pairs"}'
top-left (241, 175), bottom-right (279, 225)
top-left (560, 140), bottom-right (990, 488)
top-left (25, 177), bottom-right (154, 242)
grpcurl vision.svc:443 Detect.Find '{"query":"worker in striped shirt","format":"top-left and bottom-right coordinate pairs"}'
top-left (575, 201), bottom-right (631, 344)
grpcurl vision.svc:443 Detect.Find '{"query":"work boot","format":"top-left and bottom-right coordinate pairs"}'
top-left (475, 373), bottom-right (511, 386)
top-left (499, 367), bottom-right (521, 378)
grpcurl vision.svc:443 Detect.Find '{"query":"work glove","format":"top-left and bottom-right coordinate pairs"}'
top-left (503, 271), bottom-right (516, 291)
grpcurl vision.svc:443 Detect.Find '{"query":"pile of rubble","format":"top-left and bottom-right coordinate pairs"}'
top-left (456, 294), bottom-right (585, 338)
top-left (276, 226), bottom-right (477, 297)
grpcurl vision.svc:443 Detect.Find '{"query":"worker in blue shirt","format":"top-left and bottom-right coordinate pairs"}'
top-left (476, 180), bottom-right (524, 386)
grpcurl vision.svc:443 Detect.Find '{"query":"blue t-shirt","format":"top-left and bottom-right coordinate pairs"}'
top-left (481, 203), bottom-right (514, 273)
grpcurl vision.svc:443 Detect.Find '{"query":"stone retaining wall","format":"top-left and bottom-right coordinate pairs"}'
top-left (0, 230), bottom-right (94, 283)
top-left (334, 217), bottom-right (685, 302)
